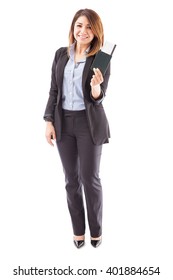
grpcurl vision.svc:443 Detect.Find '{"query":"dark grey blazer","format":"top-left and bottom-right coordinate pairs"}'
top-left (44, 47), bottom-right (111, 145)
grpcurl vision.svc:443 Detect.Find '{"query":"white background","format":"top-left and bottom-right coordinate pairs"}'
top-left (0, 0), bottom-right (173, 279)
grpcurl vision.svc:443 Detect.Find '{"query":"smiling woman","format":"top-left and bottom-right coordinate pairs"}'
top-left (69, 9), bottom-right (104, 57)
top-left (43, 8), bottom-right (111, 249)
top-left (73, 17), bottom-right (94, 63)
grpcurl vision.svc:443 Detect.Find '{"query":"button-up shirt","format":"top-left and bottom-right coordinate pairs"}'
top-left (62, 43), bottom-right (88, 110)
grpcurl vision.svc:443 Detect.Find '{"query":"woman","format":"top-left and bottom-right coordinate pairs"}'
top-left (44, 8), bottom-right (111, 248)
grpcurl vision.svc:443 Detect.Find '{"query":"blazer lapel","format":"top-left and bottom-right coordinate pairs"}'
top-left (82, 56), bottom-right (95, 92)
top-left (56, 52), bottom-right (69, 90)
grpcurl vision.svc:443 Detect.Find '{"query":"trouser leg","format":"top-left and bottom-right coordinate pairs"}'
top-left (56, 115), bottom-right (85, 236)
top-left (74, 113), bottom-right (103, 237)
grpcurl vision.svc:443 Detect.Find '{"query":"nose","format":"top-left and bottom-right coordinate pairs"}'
top-left (81, 26), bottom-right (87, 33)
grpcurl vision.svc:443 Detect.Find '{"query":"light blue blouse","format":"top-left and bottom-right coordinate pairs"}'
top-left (62, 43), bottom-right (89, 111)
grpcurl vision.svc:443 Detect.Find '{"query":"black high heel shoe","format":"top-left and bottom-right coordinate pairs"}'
top-left (73, 240), bottom-right (85, 249)
top-left (91, 238), bottom-right (102, 248)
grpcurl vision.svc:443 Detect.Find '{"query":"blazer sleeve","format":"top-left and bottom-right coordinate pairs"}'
top-left (90, 62), bottom-right (111, 104)
top-left (43, 48), bottom-right (63, 122)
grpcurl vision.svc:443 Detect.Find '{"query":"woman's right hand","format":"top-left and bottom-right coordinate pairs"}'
top-left (45, 122), bottom-right (56, 146)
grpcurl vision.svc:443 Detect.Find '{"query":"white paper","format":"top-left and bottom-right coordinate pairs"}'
top-left (101, 41), bottom-right (116, 55)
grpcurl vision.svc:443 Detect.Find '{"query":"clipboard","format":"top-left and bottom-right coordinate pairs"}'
top-left (90, 41), bottom-right (116, 75)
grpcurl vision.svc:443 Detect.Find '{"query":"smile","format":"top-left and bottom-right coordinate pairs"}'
top-left (78, 35), bottom-right (88, 39)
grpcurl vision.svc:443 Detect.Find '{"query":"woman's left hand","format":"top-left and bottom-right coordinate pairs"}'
top-left (90, 68), bottom-right (103, 87)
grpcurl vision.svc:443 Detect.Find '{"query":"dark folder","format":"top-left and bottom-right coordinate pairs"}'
top-left (90, 41), bottom-right (116, 75)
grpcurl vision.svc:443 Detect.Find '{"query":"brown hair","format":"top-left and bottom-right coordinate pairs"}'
top-left (68, 8), bottom-right (104, 57)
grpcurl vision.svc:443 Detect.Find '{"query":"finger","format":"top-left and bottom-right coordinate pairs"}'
top-left (48, 139), bottom-right (54, 146)
top-left (93, 68), bottom-right (103, 83)
top-left (93, 68), bottom-right (102, 77)
top-left (92, 74), bottom-right (101, 85)
top-left (46, 135), bottom-right (54, 146)
top-left (52, 131), bottom-right (56, 140)
top-left (49, 140), bottom-right (54, 146)
top-left (90, 76), bottom-right (96, 87)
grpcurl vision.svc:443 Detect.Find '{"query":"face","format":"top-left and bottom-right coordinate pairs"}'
top-left (73, 16), bottom-right (94, 46)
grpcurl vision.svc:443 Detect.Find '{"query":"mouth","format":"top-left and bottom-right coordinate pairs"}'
top-left (78, 35), bottom-right (88, 39)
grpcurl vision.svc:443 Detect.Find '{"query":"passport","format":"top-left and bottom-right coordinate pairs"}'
top-left (90, 41), bottom-right (116, 75)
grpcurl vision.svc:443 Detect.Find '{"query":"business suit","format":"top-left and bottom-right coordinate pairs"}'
top-left (44, 47), bottom-right (111, 237)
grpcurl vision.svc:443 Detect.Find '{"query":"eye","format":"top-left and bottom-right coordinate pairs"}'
top-left (76, 24), bottom-right (82, 28)
top-left (87, 26), bottom-right (92, 29)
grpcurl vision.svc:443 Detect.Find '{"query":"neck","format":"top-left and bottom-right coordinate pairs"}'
top-left (75, 43), bottom-right (90, 55)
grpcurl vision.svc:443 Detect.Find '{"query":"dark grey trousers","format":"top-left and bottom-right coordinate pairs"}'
top-left (56, 109), bottom-right (103, 237)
